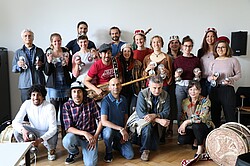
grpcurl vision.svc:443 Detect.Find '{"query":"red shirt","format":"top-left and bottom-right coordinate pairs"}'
top-left (133, 48), bottom-right (153, 63)
top-left (87, 59), bottom-right (121, 85)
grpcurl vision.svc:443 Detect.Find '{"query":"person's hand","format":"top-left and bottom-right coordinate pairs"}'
top-left (175, 71), bottom-right (182, 78)
top-left (74, 56), bottom-right (81, 65)
top-left (158, 119), bottom-right (170, 127)
top-left (46, 52), bottom-right (53, 63)
top-left (21, 128), bottom-right (29, 142)
top-left (95, 88), bottom-right (103, 96)
top-left (32, 138), bottom-right (43, 147)
top-left (144, 114), bottom-right (157, 122)
top-left (120, 128), bottom-right (129, 142)
top-left (18, 60), bottom-right (26, 68)
top-left (84, 132), bottom-right (97, 151)
top-left (178, 121), bottom-right (188, 135)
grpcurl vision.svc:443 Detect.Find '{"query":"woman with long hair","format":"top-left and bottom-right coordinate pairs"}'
top-left (119, 43), bottom-right (142, 115)
top-left (197, 28), bottom-right (218, 97)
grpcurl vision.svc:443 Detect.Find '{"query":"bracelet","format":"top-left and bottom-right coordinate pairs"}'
top-left (119, 128), bottom-right (125, 133)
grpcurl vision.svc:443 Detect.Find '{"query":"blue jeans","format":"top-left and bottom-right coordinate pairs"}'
top-left (62, 133), bottom-right (98, 166)
top-left (102, 127), bottom-right (134, 159)
top-left (140, 123), bottom-right (159, 152)
top-left (14, 125), bottom-right (58, 151)
top-left (175, 85), bottom-right (188, 126)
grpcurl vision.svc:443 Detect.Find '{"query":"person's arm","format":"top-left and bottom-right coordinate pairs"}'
top-left (72, 53), bottom-right (80, 78)
top-left (84, 75), bottom-right (103, 95)
top-left (101, 99), bottom-right (129, 141)
top-left (135, 91), bottom-right (148, 119)
top-left (12, 50), bottom-right (22, 73)
top-left (39, 104), bottom-right (57, 141)
top-left (228, 58), bottom-right (241, 84)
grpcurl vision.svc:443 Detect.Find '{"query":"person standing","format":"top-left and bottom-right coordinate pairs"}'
top-left (101, 78), bottom-right (134, 162)
top-left (208, 36), bottom-right (241, 127)
top-left (44, 33), bottom-right (72, 137)
top-left (109, 26), bottom-right (126, 57)
top-left (72, 35), bottom-right (98, 82)
top-left (12, 29), bottom-right (46, 103)
top-left (133, 29), bottom-right (153, 63)
top-left (197, 28), bottom-right (218, 97)
top-left (174, 36), bottom-right (201, 126)
top-left (12, 85), bottom-right (58, 163)
top-left (62, 81), bottom-right (102, 165)
top-left (119, 43), bottom-right (143, 114)
top-left (66, 21), bottom-right (96, 55)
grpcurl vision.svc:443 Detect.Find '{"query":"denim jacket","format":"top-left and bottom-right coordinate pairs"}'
top-left (12, 45), bottom-right (45, 89)
top-left (136, 87), bottom-right (170, 119)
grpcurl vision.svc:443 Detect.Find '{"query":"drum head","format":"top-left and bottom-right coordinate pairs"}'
top-left (206, 127), bottom-right (248, 166)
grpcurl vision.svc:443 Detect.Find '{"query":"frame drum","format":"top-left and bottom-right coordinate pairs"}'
top-left (206, 122), bottom-right (250, 166)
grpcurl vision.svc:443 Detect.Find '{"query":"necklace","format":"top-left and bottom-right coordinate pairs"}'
top-left (153, 52), bottom-right (162, 57)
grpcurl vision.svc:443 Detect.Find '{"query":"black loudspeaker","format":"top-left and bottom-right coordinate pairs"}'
top-left (0, 47), bottom-right (11, 124)
top-left (231, 31), bottom-right (248, 56)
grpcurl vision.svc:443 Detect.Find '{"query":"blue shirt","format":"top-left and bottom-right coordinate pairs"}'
top-left (111, 41), bottom-right (126, 57)
top-left (101, 93), bottom-right (128, 127)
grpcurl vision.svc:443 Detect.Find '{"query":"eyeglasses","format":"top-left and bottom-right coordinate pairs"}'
top-left (217, 46), bottom-right (226, 49)
top-left (183, 45), bottom-right (193, 48)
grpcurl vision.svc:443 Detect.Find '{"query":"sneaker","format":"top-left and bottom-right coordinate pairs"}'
top-left (141, 150), bottom-right (150, 161)
top-left (104, 153), bottom-right (113, 163)
top-left (65, 153), bottom-right (78, 164)
top-left (48, 149), bottom-right (56, 161)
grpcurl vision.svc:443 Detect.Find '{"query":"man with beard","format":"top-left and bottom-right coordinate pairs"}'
top-left (84, 43), bottom-right (122, 99)
top-left (109, 26), bottom-right (126, 57)
top-left (12, 84), bottom-right (58, 163)
top-left (62, 81), bottom-right (102, 165)
top-left (66, 21), bottom-right (96, 55)
top-left (101, 78), bottom-right (134, 162)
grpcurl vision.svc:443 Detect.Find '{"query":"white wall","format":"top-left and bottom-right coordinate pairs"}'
top-left (1, 0), bottom-right (250, 118)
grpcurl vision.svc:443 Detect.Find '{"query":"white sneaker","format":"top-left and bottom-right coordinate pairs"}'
top-left (48, 149), bottom-right (56, 161)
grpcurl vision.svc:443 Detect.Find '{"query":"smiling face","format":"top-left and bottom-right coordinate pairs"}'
top-left (151, 37), bottom-right (163, 51)
top-left (77, 39), bottom-right (89, 49)
top-left (216, 42), bottom-right (227, 57)
top-left (134, 34), bottom-right (145, 47)
top-left (78, 24), bottom-right (88, 35)
top-left (109, 78), bottom-right (122, 96)
top-left (22, 31), bottom-right (34, 46)
top-left (122, 47), bottom-right (132, 61)
top-left (169, 40), bottom-right (181, 51)
top-left (31, 92), bottom-right (44, 106)
top-left (188, 85), bottom-right (201, 100)
top-left (182, 41), bottom-right (193, 55)
top-left (51, 35), bottom-right (62, 49)
top-left (110, 29), bottom-right (120, 42)
top-left (100, 50), bottom-right (112, 64)
top-left (71, 88), bottom-right (84, 105)
top-left (206, 32), bottom-right (216, 45)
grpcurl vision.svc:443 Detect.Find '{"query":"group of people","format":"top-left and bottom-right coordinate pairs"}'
top-left (11, 21), bottom-right (242, 165)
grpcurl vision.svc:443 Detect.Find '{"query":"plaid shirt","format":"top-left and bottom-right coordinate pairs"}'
top-left (62, 98), bottom-right (101, 135)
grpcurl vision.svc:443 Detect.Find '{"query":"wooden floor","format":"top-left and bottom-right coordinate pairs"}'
top-left (30, 125), bottom-right (217, 166)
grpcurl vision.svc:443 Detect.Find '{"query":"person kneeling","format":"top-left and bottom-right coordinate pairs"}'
top-left (178, 81), bottom-right (214, 157)
top-left (12, 85), bottom-right (58, 164)
top-left (101, 78), bottom-right (134, 163)
top-left (62, 81), bottom-right (102, 166)
top-left (128, 75), bottom-right (170, 161)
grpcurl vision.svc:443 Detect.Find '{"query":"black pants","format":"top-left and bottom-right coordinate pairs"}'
top-left (210, 85), bottom-right (236, 128)
top-left (178, 123), bottom-right (211, 145)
